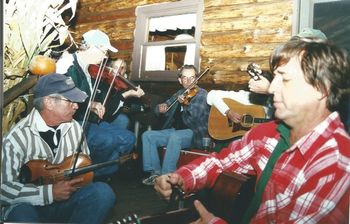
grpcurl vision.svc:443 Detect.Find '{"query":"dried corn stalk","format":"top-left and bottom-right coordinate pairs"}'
top-left (3, 0), bottom-right (78, 134)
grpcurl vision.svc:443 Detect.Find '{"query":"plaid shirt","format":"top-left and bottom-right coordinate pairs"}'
top-left (177, 112), bottom-right (350, 223)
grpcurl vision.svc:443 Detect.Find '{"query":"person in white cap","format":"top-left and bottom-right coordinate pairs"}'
top-left (56, 29), bottom-right (136, 180)
top-left (1, 73), bottom-right (116, 223)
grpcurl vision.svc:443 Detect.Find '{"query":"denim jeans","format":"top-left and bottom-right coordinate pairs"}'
top-left (4, 182), bottom-right (115, 224)
top-left (142, 128), bottom-right (193, 174)
top-left (110, 113), bottom-right (130, 130)
top-left (83, 120), bottom-right (135, 177)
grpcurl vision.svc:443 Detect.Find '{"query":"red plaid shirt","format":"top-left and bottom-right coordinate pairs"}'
top-left (177, 112), bottom-right (350, 223)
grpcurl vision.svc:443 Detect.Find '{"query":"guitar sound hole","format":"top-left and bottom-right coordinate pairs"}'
top-left (241, 114), bottom-right (254, 127)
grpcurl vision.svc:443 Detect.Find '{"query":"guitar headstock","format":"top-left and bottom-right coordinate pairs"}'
top-left (247, 63), bottom-right (262, 81)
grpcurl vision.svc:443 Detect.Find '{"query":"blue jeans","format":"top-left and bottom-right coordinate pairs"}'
top-left (83, 120), bottom-right (135, 177)
top-left (4, 182), bottom-right (115, 224)
top-left (142, 128), bottom-right (193, 174)
top-left (110, 113), bottom-right (130, 130)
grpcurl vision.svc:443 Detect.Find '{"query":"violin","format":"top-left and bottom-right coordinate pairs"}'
top-left (19, 153), bottom-right (136, 187)
top-left (88, 64), bottom-right (138, 91)
top-left (19, 154), bottom-right (93, 187)
top-left (181, 86), bottom-right (199, 105)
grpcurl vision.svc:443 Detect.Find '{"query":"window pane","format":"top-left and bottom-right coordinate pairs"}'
top-left (145, 43), bottom-right (196, 71)
top-left (313, 1), bottom-right (350, 52)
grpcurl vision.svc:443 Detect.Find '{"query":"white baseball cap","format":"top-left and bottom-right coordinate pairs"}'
top-left (82, 29), bottom-right (118, 52)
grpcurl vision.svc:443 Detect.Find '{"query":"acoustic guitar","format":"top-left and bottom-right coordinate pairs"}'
top-left (208, 99), bottom-right (270, 140)
top-left (113, 172), bottom-right (256, 224)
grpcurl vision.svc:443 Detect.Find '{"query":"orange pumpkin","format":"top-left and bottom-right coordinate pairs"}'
top-left (29, 55), bottom-right (56, 76)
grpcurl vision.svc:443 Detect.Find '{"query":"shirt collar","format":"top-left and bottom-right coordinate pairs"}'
top-left (282, 111), bottom-right (342, 155)
top-left (31, 109), bottom-right (66, 134)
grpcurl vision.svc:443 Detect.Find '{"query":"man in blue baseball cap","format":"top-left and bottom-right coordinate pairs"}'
top-left (2, 72), bottom-right (116, 223)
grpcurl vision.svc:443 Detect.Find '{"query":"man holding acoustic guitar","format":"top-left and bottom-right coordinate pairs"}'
top-left (1, 73), bottom-right (116, 223)
top-left (155, 38), bottom-right (350, 223)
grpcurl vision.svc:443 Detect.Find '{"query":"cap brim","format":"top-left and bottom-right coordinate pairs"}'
top-left (62, 87), bottom-right (88, 103)
top-left (107, 45), bottom-right (118, 53)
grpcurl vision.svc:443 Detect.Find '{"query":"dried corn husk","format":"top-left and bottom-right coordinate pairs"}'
top-left (3, 0), bottom-right (78, 134)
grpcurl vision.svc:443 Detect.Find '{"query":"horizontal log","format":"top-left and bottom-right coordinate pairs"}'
top-left (205, 0), bottom-right (280, 7)
top-left (203, 0), bottom-right (292, 20)
top-left (78, 0), bottom-right (177, 13)
top-left (76, 8), bottom-right (136, 24)
top-left (200, 57), bottom-right (270, 71)
top-left (201, 29), bottom-right (291, 45)
top-left (74, 22), bottom-right (135, 42)
top-left (4, 75), bottom-right (38, 107)
top-left (200, 43), bottom-right (278, 58)
top-left (202, 15), bottom-right (292, 33)
top-left (111, 39), bottom-right (134, 51)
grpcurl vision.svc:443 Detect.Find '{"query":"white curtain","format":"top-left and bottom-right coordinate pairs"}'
top-left (148, 13), bottom-right (196, 32)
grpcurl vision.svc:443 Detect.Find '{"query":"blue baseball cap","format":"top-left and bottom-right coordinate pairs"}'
top-left (34, 73), bottom-right (88, 103)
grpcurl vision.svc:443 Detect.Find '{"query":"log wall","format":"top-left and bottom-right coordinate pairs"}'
top-left (73, 0), bottom-right (293, 92)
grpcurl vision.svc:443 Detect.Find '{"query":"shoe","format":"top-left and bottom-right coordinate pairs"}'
top-left (142, 174), bottom-right (159, 186)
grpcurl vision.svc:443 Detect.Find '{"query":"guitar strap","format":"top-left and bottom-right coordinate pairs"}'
top-left (240, 123), bottom-right (290, 224)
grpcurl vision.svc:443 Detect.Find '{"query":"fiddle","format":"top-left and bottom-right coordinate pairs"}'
top-left (88, 64), bottom-right (138, 91)
top-left (19, 153), bottom-right (136, 187)
top-left (181, 86), bottom-right (199, 105)
top-left (19, 154), bottom-right (93, 187)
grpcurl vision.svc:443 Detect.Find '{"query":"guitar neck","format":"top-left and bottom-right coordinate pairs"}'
top-left (253, 117), bottom-right (270, 123)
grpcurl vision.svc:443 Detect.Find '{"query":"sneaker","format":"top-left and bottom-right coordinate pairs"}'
top-left (142, 174), bottom-right (159, 186)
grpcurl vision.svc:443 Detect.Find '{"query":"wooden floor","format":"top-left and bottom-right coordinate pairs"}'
top-left (103, 159), bottom-right (170, 223)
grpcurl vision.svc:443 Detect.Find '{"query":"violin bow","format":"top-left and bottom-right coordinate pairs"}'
top-left (165, 67), bottom-right (210, 112)
top-left (102, 60), bottom-right (124, 107)
top-left (72, 53), bottom-right (109, 177)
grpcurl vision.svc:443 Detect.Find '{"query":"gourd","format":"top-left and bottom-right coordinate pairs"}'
top-left (29, 55), bottom-right (56, 76)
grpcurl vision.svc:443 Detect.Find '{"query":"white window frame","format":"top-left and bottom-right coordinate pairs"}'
top-left (297, 0), bottom-right (347, 32)
top-left (295, 0), bottom-right (350, 51)
top-left (131, 0), bottom-right (203, 82)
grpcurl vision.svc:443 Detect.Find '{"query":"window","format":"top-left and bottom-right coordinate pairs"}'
top-left (131, 0), bottom-right (203, 82)
top-left (298, 0), bottom-right (350, 52)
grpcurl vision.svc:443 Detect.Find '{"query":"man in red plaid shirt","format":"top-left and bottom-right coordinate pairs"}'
top-left (155, 38), bottom-right (350, 223)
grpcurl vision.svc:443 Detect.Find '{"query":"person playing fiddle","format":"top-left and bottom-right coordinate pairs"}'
top-left (141, 64), bottom-right (210, 185)
top-left (105, 58), bottom-right (145, 129)
top-left (1, 73), bottom-right (116, 223)
top-left (56, 29), bottom-right (138, 179)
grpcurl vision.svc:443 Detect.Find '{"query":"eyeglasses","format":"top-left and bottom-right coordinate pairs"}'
top-left (49, 96), bottom-right (74, 104)
top-left (181, 76), bottom-right (195, 82)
